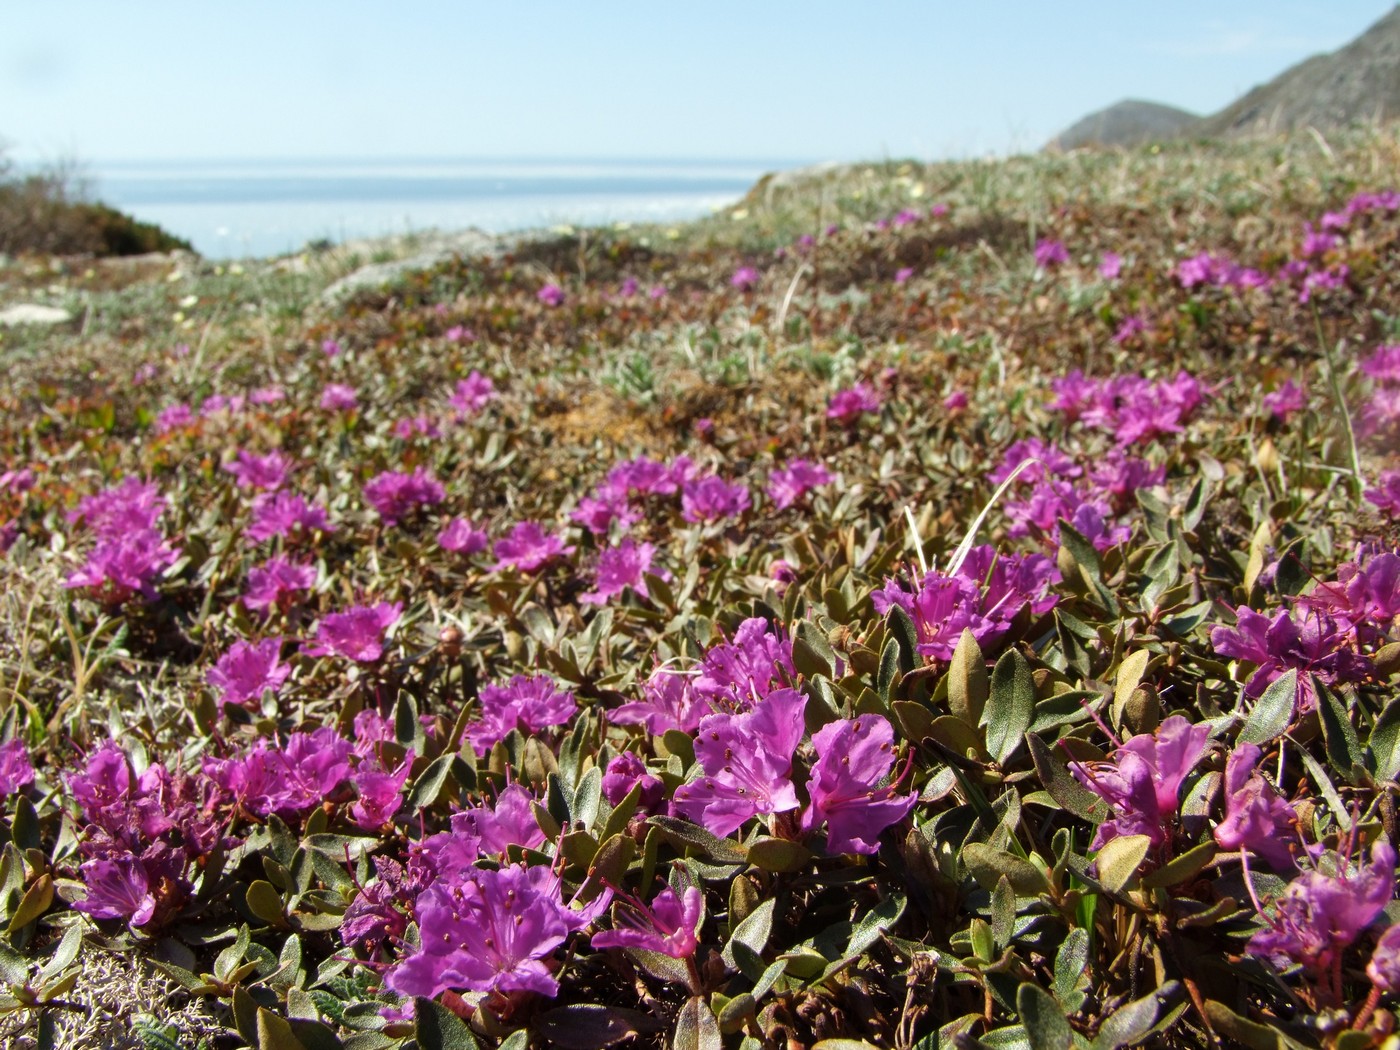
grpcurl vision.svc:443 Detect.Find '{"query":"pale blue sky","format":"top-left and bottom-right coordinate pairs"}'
top-left (5, 2), bottom-right (1396, 164)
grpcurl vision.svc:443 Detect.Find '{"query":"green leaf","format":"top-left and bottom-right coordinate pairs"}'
top-left (1111, 650), bottom-right (1152, 731)
top-left (1368, 695), bottom-right (1400, 781)
top-left (673, 996), bottom-right (723, 1050)
top-left (984, 649), bottom-right (1035, 765)
top-left (1141, 841), bottom-right (1218, 889)
top-left (877, 638), bottom-right (903, 702)
top-left (572, 766), bottom-right (603, 833)
top-left (1027, 732), bottom-right (1105, 823)
top-left (1091, 983), bottom-right (1174, 1050)
top-left (1053, 928), bottom-right (1089, 1003)
top-left (1095, 835), bottom-right (1151, 895)
top-left (886, 605), bottom-right (919, 675)
top-left (962, 842), bottom-right (1050, 896)
top-left (948, 628), bottom-right (988, 726)
top-left (7, 874), bottom-right (52, 933)
top-left (1202, 1000), bottom-right (1281, 1050)
top-left (1237, 669), bottom-right (1297, 745)
top-left (414, 997), bottom-right (482, 1050)
top-left (991, 876), bottom-right (1016, 952)
top-left (746, 837), bottom-right (812, 873)
top-left (257, 1007), bottom-right (309, 1050)
top-left (648, 816), bottom-right (748, 863)
top-left (793, 620), bottom-right (837, 679)
top-left (407, 753), bottom-right (463, 811)
top-left (721, 898), bottom-right (775, 972)
top-left (246, 881), bottom-right (287, 927)
top-left (845, 894), bottom-right (906, 959)
top-left (1017, 982), bottom-right (1073, 1050)
top-left (1297, 746), bottom-right (1352, 831)
top-left (1316, 683), bottom-right (1363, 781)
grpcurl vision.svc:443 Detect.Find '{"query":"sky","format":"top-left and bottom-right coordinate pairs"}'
top-left (4, 2), bottom-right (1397, 166)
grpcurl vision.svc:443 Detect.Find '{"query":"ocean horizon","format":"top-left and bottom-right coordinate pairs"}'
top-left (81, 156), bottom-right (805, 260)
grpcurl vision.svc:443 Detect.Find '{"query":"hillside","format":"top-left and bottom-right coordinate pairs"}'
top-left (1047, 99), bottom-right (1199, 150)
top-left (1197, 5), bottom-right (1400, 138)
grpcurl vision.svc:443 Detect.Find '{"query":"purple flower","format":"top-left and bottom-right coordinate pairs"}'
top-left (320, 383), bottom-right (359, 412)
top-left (223, 449), bottom-right (292, 491)
top-left (593, 885), bottom-right (704, 959)
top-left (671, 688), bottom-right (807, 837)
top-left (449, 371), bottom-right (498, 416)
top-left (246, 492), bottom-right (334, 544)
top-left (1299, 552), bottom-right (1400, 646)
top-left (680, 475), bottom-right (750, 523)
top-left (363, 468), bottom-right (445, 526)
top-left (894, 267), bottom-right (915, 284)
top-left (321, 338), bottom-right (342, 357)
top-left (610, 665), bottom-right (710, 736)
top-left (467, 674), bottom-right (578, 756)
top-left (1365, 470), bottom-right (1400, 517)
top-left (1070, 716), bottom-right (1211, 849)
top-left (439, 517), bottom-right (489, 555)
top-left (1248, 842), bottom-right (1396, 978)
top-left (65, 528), bottom-right (180, 605)
top-left (802, 715), bottom-right (915, 855)
top-left (826, 383), bottom-right (881, 424)
top-left (154, 403), bottom-right (193, 434)
top-left (1367, 924), bottom-right (1400, 992)
top-left (387, 863), bottom-right (598, 1000)
top-left (74, 854), bottom-right (159, 926)
top-left (1099, 251), bottom-right (1123, 279)
top-left (943, 389), bottom-right (969, 411)
top-left (570, 487), bottom-right (641, 536)
top-left (730, 266), bottom-right (760, 291)
top-left (341, 855), bottom-right (429, 953)
top-left (987, 437), bottom-right (1081, 487)
top-left (440, 784), bottom-right (549, 859)
top-left (207, 637), bottom-right (290, 709)
top-left (393, 415), bottom-right (440, 440)
top-left (304, 602), bottom-right (403, 663)
top-left (767, 459), bottom-right (834, 511)
top-left (1034, 239), bottom-right (1069, 268)
top-left (492, 521), bottom-right (575, 573)
top-left (600, 751), bottom-right (664, 813)
top-left (250, 385), bottom-right (285, 405)
top-left (1361, 344), bottom-right (1400, 385)
top-left (1212, 743), bottom-right (1299, 870)
top-left (538, 283), bottom-right (566, 307)
top-left (693, 617), bottom-right (795, 711)
top-left (1212, 606), bottom-right (1370, 714)
top-left (0, 740), bottom-right (33, 796)
top-left (69, 478), bottom-right (166, 537)
top-left (872, 545), bottom-right (1057, 662)
top-left (581, 538), bottom-right (662, 605)
top-left (349, 761), bottom-right (410, 831)
top-left (1113, 314), bottom-right (1148, 344)
top-left (243, 557), bottom-right (316, 615)
top-left (205, 728), bottom-right (354, 819)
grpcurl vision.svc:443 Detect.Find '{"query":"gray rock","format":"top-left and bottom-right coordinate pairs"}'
top-left (0, 304), bottom-right (73, 326)
top-left (318, 229), bottom-right (508, 305)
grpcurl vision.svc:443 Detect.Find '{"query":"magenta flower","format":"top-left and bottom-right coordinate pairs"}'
top-left (671, 688), bottom-right (807, 837)
top-left (1367, 924), bottom-right (1400, 992)
top-left (987, 437), bottom-right (1081, 487)
top-left (894, 266), bottom-right (915, 284)
top-left (207, 637), bottom-right (290, 709)
top-left (570, 486), bottom-right (641, 536)
top-left (0, 740), bottom-right (34, 796)
top-left (1070, 715), bottom-right (1211, 849)
top-left (600, 751), bottom-right (664, 813)
top-left (243, 557), bottom-right (316, 615)
top-left (538, 283), bottom-right (566, 307)
top-left (1113, 314), bottom-right (1148, 345)
top-left (74, 855), bottom-right (160, 927)
top-left (492, 521), bottom-right (575, 573)
top-left (387, 863), bottom-right (598, 1000)
top-left (442, 784), bottom-right (549, 859)
top-left (693, 617), bottom-right (795, 711)
top-left (826, 383), bottom-right (881, 424)
top-left (943, 389), bottom-right (969, 411)
top-left (321, 338), bottom-right (342, 357)
top-left (223, 449), bottom-right (292, 491)
top-left (802, 715), bottom-right (915, 855)
top-left (363, 468), bottom-right (445, 526)
top-left (304, 602), bottom-right (403, 663)
top-left (680, 475), bottom-right (750, 524)
top-left (250, 385), bottom-right (285, 405)
top-left (1248, 842), bottom-right (1396, 979)
top-left (767, 459), bottom-right (834, 511)
top-left (1212, 743), bottom-right (1299, 870)
top-left (65, 529), bottom-right (180, 605)
top-left (393, 415), bottom-right (440, 440)
top-left (467, 674), bottom-right (578, 755)
top-left (1365, 470), bottom-right (1400, 517)
top-left (320, 383), bottom-right (359, 411)
top-left (1034, 239), bottom-right (1069, 268)
top-left (349, 762), bottom-right (410, 831)
top-left (730, 266), bottom-right (760, 291)
top-left (201, 393), bottom-right (246, 417)
top-left (205, 728), bottom-right (354, 819)
top-left (1211, 605), bottom-right (1370, 714)
top-left (1361, 344), bottom-right (1400, 384)
top-left (155, 403), bottom-right (193, 433)
top-left (449, 371), bottom-right (499, 416)
top-left (581, 538), bottom-right (662, 605)
top-left (872, 545), bottom-right (1057, 662)
top-left (610, 665), bottom-right (709, 736)
top-left (69, 478), bottom-right (166, 537)
top-left (246, 491), bottom-right (334, 544)
top-left (593, 885), bottom-right (704, 959)
top-left (439, 517), bottom-right (489, 555)
top-left (1299, 552), bottom-right (1400, 646)
top-left (1099, 251), bottom-right (1123, 279)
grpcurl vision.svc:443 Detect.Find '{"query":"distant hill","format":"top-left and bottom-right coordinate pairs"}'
top-left (1196, 5), bottom-right (1400, 138)
top-left (1048, 100), bottom-right (1200, 150)
top-left (1049, 5), bottom-right (1400, 150)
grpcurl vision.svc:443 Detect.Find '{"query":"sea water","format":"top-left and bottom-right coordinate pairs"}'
top-left (88, 157), bottom-right (791, 260)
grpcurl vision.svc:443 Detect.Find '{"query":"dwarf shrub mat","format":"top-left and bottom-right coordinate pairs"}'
top-left (0, 128), bottom-right (1399, 1048)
